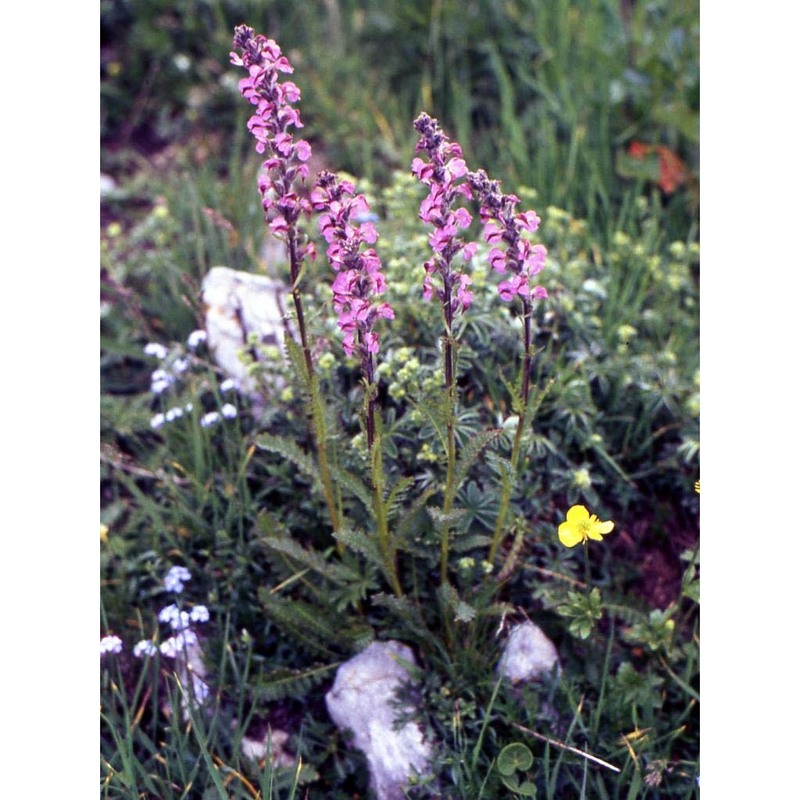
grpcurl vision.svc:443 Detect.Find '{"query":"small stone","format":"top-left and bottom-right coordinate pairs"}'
top-left (240, 725), bottom-right (295, 767)
top-left (326, 641), bottom-right (432, 800)
top-left (497, 621), bottom-right (560, 684)
top-left (201, 266), bottom-right (289, 401)
top-left (100, 173), bottom-right (117, 198)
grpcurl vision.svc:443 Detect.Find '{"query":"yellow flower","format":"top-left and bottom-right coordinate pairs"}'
top-left (558, 505), bottom-right (614, 548)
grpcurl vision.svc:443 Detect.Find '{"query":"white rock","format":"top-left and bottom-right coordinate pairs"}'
top-left (240, 725), bottom-right (295, 767)
top-left (326, 641), bottom-right (432, 800)
top-left (497, 621), bottom-right (560, 684)
top-left (201, 266), bottom-right (290, 398)
top-left (100, 173), bottom-right (117, 197)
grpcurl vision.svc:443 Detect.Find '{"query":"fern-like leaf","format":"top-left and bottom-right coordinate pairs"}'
top-left (328, 461), bottom-right (374, 514)
top-left (255, 433), bottom-right (321, 492)
top-left (258, 531), bottom-right (361, 587)
top-left (251, 663), bottom-right (338, 703)
top-left (452, 428), bottom-right (504, 494)
top-left (333, 527), bottom-right (383, 569)
top-left (427, 506), bottom-right (469, 532)
top-left (258, 591), bottom-right (340, 657)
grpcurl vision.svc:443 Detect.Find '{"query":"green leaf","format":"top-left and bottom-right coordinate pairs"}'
top-left (450, 533), bottom-right (493, 553)
top-left (284, 335), bottom-right (312, 394)
top-left (394, 485), bottom-right (436, 545)
top-left (452, 428), bottom-right (504, 494)
top-left (455, 601), bottom-right (477, 623)
top-left (427, 505), bottom-right (469, 532)
top-left (257, 591), bottom-right (340, 656)
top-left (497, 743), bottom-right (534, 775)
top-left (257, 528), bottom-right (361, 586)
top-left (255, 433), bottom-right (321, 491)
top-left (385, 475), bottom-right (416, 521)
top-left (333, 527), bottom-right (383, 568)
top-left (251, 663), bottom-right (338, 702)
top-left (371, 593), bottom-right (441, 652)
top-left (327, 461), bottom-right (374, 514)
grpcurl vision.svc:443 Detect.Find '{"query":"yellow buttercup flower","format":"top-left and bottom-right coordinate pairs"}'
top-left (558, 505), bottom-right (614, 548)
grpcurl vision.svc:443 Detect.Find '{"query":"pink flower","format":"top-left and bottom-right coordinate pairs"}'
top-left (232, 25), bottom-right (313, 232)
top-left (412, 113), bottom-right (478, 319)
top-left (467, 169), bottom-right (548, 306)
top-left (313, 170), bottom-right (394, 361)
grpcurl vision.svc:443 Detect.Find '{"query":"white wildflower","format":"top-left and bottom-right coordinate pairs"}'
top-left (164, 566), bottom-right (192, 594)
top-left (133, 640), bottom-right (159, 658)
top-left (187, 329), bottom-right (207, 349)
top-left (100, 635), bottom-right (123, 656)
top-left (144, 342), bottom-right (168, 360)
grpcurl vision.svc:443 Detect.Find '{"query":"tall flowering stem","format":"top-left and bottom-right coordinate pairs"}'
top-left (467, 169), bottom-right (548, 564)
top-left (311, 172), bottom-right (402, 596)
top-left (412, 113), bottom-right (477, 583)
top-left (231, 26), bottom-right (342, 536)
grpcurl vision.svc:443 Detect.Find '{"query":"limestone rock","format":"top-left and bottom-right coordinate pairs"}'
top-left (326, 641), bottom-right (432, 800)
top-left (497, 621), bottom-right (560, 684)
top-left (201, 266), bottom-right (290, 398)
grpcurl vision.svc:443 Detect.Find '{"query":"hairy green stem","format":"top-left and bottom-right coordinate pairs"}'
top-left (489, 300), bottom-right (533, 563)
top-left (363, 344), bottom-right (403, 597)
top-left (583, 541), bottom-right (592, 598)
top-left (440, 289), bottom-right (458, 584)
top-left (288, 227), bottom-right (342, 537)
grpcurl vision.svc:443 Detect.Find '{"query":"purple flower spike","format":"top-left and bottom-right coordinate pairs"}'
top-left (312, 170), bottom-right (394, 360)
top-left (231, 26), bottom-right (313, 239)
top-left (412, 113), bottom-right (476, 319)
top-left (467, 169), bottom-right (548, 304)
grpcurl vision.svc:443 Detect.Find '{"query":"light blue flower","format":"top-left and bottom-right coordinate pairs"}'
top-left (133, 640), bottom-right (159, 658)
top-left (150, 369), bottom-right (174, 394)
top-left (144, 342), bottom-right (168, 360)
top-left (165, 406), bottom-right (184, 422)
top-left (164, 566), bottom-right (192, 593)
top-left (220, 378), bottom-right (236, 393)
top-left (201, 411), bottom-right (221, 428)
top-left (160, 630), bottom-right (199, 658)
top-left (221, 403), bottom-right (237, 419)
top-left (190, 605), bottom-right (210, 623)
top-left (159, 638), bottom-right (179, 658)
top-left (100, 635), bottom-right (123, 656)
top-left (159, 604), bottom-right (180, 624)
top-left (150, 413), bottom-right (166, 430)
